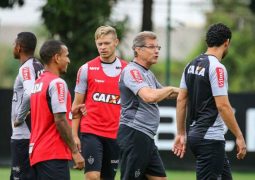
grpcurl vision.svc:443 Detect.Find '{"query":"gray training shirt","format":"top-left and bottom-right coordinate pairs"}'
top-left (119, 61), bottom-right (163, 139)
top-left (11, 58), bottom-right (43, 140)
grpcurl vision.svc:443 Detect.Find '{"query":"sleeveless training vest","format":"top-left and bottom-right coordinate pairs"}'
top-left (80, 57), bottom-right (127, 139)
top-left (30, 71), bottom-right (72, 166)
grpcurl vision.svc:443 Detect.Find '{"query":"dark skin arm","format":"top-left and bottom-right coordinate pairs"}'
top-left (54, 112), bottom-right (85, 169)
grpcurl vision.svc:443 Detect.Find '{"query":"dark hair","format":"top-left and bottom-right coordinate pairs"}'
top-left (16, 32), bottom-right (37, 54)
top-left (206, 23), bottom-right (232, 47)
top-left (39, 40), bottom-right (65, 65)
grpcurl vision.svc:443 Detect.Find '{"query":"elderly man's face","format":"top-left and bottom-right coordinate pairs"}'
top-left (136, 38), bottom-right (160, 66)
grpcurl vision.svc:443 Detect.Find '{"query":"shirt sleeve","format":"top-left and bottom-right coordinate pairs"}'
top-left (16, 65), bottom-right (36, 122)
top-left (74, 64), bottom-right (88, 94)
top-left (179, 71), bottom-right (187, 89)
top-left (209, 63), bottom-right (228, 96)
top-left (123, 68), bottom-right (149, 95)
top-left (48, 78), bottom-right (69, 114)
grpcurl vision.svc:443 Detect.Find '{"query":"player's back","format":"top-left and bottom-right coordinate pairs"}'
top-left (184, 54), bottom-right (227, 140)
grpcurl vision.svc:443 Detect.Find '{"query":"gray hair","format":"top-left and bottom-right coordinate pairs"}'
top-left (132, 31), bottom-right (157, 57)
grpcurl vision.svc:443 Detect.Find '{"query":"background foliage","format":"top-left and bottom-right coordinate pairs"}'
top-left (41, 0), bottom-right (128, 89)
top-left (190, 0), bottom-right (255, 92)
top-left (1, 0), bottom-right (255, 92)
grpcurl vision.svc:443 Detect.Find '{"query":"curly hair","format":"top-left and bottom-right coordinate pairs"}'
top-left (206, 23), bottom-right (232, 47)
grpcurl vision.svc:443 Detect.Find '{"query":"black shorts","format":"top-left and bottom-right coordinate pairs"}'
top-left (81, 133), bottom-right (119, 178)
top-left (33, 159), bottom-right (70, 180)
top-left (188, 137), bottom-right (232, 180)
top-left (10, 139), bottom-right (36, 180)
top-left (117, 125), bottom-right (166, 180)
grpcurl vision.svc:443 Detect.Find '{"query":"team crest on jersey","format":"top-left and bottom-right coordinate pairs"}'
top-left (216, 67), bottom-right (224, 87)
top-left (32, 82), bottom-right (43, 93)
top-left (22, 67), bottom-right (31, 80)
top-left (56, 82), bottom-right (65, 103)
top-left (130, 69), bottom-right (143, 83)
top-left (92, 92), bottom-right (120, 104)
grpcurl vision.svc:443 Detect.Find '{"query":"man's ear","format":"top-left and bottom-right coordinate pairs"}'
top-left (114, 38), bottom-right (119, 46)
top-left (53, 53), bottom-right (60, 64)
top-left (225, 39), bottom-right (230, 47)
top-left (16, 44), bottom-right (21, 53)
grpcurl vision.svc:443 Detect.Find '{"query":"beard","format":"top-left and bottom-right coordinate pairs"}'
top-left (13, 51), bottom-right (20, 59)
top-left (222, 48), bottom-right (228, 59)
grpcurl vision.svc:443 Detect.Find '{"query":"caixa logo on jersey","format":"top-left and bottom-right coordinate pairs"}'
top-left (92, 92), bottom-right (120, 104)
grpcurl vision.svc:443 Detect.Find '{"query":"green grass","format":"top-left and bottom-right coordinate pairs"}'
top-left (1, 167), bottom-right (255, 180)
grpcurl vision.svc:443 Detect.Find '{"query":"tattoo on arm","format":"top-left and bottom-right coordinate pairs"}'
top-left (54, 113), bottom-right (78, 154)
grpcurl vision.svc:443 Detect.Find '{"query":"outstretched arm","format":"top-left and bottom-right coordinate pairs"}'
top-left (138, 86), bottom-right (179, 103)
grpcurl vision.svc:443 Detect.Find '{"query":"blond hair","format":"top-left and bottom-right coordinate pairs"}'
top-left (95, 26), bottom-right (117, 40)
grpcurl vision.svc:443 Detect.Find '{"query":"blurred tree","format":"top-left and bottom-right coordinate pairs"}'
top-left (41, 0), bottom-right (128, 89)
top-left (0, 0), bottom-right (24, 8)
top-left (141, 0), bottom-right (153, 31)
top-left (195, 0), bottom-right (255, 92)
top-left (249, 0), bottom-right (255, 13)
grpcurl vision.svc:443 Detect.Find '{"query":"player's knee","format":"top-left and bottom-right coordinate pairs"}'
top-left (146, 175), bottom-right (167, 180)
top-left (85, 171), bottom-right (100, 180)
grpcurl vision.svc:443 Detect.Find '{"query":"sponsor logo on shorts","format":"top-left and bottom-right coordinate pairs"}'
top-left (12, 166), bottom-right (20, 172)
top-left (110, 159), bottom-right (119, 164)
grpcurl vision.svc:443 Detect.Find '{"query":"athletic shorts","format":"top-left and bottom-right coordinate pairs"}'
top-left (10, 139), bottom-right (36, 180)
top-left (33, 159), bottom-right (70, 180)
top-left (117, 125), bottom-right (166, 180)
top-left (81, 133), bottom-right (119, 179)
top-left (188, 137), bottom-right (232, 180)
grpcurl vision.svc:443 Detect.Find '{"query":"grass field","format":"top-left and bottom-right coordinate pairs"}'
top-left (1, 167), bottom-right (255, 180)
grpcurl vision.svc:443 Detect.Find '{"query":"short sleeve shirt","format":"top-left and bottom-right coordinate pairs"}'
top-left (181, 54), bottom-right (228, 140)
top-left (119, 61), bottom-right (163, 139)
top-left (48, 78), bottom-right (69, 114)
